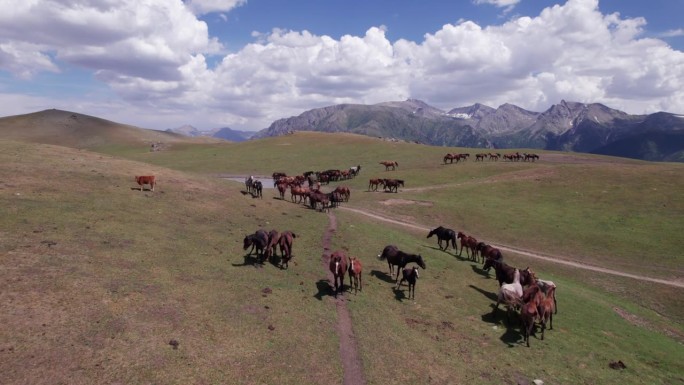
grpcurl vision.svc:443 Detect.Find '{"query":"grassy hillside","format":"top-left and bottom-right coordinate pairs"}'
top-left (1, 122), bottom-right (683, 384)
top-left (0, 109), bottom-right (221, 150)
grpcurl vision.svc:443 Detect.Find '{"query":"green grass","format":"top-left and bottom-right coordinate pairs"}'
top-left (1, 135), bottom-right (683, 385)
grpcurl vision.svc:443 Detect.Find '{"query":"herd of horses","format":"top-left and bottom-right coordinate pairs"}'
top-left (239, 156), bottom-right (557, 347)
top-left (427, 225), bottom-right (558, 347)
top-left (367, 178), bottom-right (404, 193)
top-left (243, 229), bottom-right (297, 269)
top-left (444, 152), bottom-right (541, 163)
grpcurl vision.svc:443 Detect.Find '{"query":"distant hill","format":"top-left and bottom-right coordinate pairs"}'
top-left (166, 124), bottom-right (253, 142)
top-left (253, 100), bottom-right (684, 162)
top-left (0, 109), bottom-right (220, 149)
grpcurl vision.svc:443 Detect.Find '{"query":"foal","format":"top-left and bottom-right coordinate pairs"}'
top-left (347, 256), bottom-right (363, 294)
top-left (397, 266), bottom-right (419, 299)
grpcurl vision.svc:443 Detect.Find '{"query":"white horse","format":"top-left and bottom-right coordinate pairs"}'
top-left (493, 269), bottom-right (523, 323)
top-left (536, 279), bottom-right (558, 314)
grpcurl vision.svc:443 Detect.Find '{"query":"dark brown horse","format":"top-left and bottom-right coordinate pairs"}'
top-left (277, 231), bottom-right (296, 269)
top-left (427, 226), bottom-right (457, 252)
top-left (243, 229), bottom-right (269, 264)
top-left (378, 245), bottom-right (426, 283)
top-left (477, 243), bottom-right (503, 265)
top-left (379, 160), bottom-right (398, 171)
top-left (397, 266), bottom-right (419, 299)
top-left (383, 179), bottom-right (404, 193)
top-left (483, 258), bottom-right (535, 287)
top-left (329, 250), bottom-right (348, 297)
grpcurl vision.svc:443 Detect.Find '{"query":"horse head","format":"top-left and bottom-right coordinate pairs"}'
top-left (416, 254), bottom-right (426, 270)
top-left (482, 256), bottom-right (497, 271)
top-left (243, 236), bottom-right (252, 250)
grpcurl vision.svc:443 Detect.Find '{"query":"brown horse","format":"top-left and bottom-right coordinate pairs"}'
top-left (368, 178), bottom-right (384, 191)
top-left (135, 175), bottom-right (156, 191)
top-left (329, 250), bottom-right (348, 297)
top-left (290, 185), bottom-right (310, 204)
top-left (276, 181), bottom-right (288, 200)
top-left (347, 256), bottom-right (363, 294)
top-left (378, 245), bottom-right (426, 283)
top-left (457, 232), bottom-right (478, 260)
top-left (333, 185), bottom-right (351, 201)
top-left (380, 160), bottom-right (398, 171)
top-left (277, 231), bottom-right (296, 269)
top-left (265, 229), bottom-right (279, 262)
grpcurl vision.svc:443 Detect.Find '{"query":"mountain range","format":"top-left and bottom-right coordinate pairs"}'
top-left (251, 99), bottom-right (684, 162)
top-left (166, 125), bottom-right (253, 142)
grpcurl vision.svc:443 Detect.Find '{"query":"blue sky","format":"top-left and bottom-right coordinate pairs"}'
top-left (0, 0), bottom-right (683, 131)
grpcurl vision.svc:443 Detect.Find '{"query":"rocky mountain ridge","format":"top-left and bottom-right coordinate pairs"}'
top-left (251, 99), bottom-right (684, 162)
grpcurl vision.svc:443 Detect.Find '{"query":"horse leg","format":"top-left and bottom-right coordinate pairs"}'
top-left (359, 272), bottom-right (362, 292)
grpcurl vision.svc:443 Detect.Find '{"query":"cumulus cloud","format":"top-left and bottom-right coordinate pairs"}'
top-left (0, 0), bottom-right (683, 131)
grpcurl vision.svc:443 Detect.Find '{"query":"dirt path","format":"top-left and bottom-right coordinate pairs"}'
top-left (321, 211), bottom-right (366, 385)
top-left (339, 206), bottom-right (684, 289)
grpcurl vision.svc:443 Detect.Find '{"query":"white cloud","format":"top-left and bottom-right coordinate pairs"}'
top-left (184, 0), bottom-right (246, 15)
top-left (660, 29), bottom-right (684, 38)
top-left (0, 0), bottom-right (683, 131)
top-left (473, 0), bottom-right (520, 7)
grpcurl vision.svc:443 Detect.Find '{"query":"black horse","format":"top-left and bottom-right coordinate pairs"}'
top-left (483, 257), bottom-right (534, 287)
top-left (427, 226), bottom-right (458, 252)
top-left (243, 229), bottom-right (269, 263)
top-left (252, 180), bottom-right (263, 198)
top-left (378, 245), bottom-right (426, 283)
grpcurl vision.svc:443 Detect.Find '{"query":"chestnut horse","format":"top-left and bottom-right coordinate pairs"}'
top-left (347, 256), bottom-right (363, 294)
top-left (457, 232), bottom-right (478, 261)
top-left (135, 175), bottom-right (156, 191)
top-left (265, 229), bottom-right (279, 262)
top-left (427, 226), bottom-right (457, 252)
top-left (329, 250), bottom-right (348, 297)
top-left (333, 185), bottom-right (351, 202)
top-left (368, 178), bottom-right (384, 191)
top-left (379, 160), bottom-right (398, 171)
top-left (278, 231), bottom-right (296, 269)
top-left (378, 245), bottom-right (426, 283)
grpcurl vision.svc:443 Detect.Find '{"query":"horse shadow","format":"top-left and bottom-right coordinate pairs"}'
top-left (370, 269), bottom-right (396, 284)
top-left (470, 264), bottom-right (491, 278)
top-left (314, 279), bottom-right (334, 300)
top-left (498, 324), bottom-right (523, 347)
top-left (468, 284), bottom-right (498, 302)
top-left (479, 304), bottom-right (524, 347)
top-left (393, 287), bottom-right (407, 301)
top-left (231, 253), bottom-right (263, 268)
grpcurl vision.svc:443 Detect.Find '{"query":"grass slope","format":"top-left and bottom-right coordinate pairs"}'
top-left (1, 129), bottom-right (683, 384)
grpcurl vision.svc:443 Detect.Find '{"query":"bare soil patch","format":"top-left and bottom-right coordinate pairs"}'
top-left (321, 211), bottom-right (366, 385)
top-left (380, 198), bottom-right (433, 207)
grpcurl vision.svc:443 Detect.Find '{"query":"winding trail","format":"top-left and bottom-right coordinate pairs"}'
top-left (339, 206), bottom-right (684, 289)
top-left (320, 211), bottom-right (366, 385)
